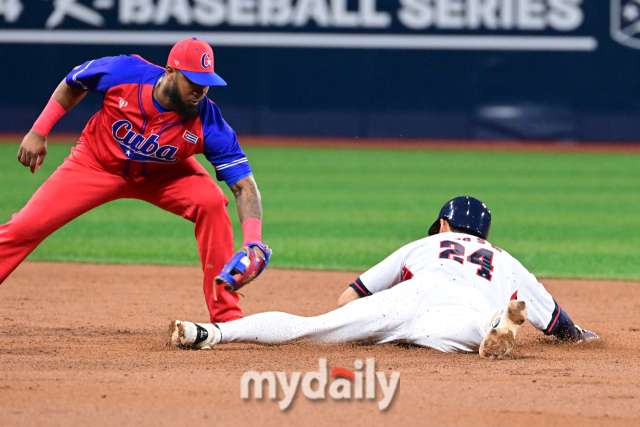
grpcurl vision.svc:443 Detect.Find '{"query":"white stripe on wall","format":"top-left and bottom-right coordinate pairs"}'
top-left (0, 30), bottom-right (598, 51)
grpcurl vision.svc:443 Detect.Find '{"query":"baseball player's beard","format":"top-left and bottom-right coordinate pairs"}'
top-left (168, 81), bottom-right (201, 119)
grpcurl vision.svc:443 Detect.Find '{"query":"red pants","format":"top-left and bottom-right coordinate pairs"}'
top-left (0, 142), bottom-right (242, 322)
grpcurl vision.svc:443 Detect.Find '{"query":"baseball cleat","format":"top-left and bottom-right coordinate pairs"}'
top-left (171, 320), bottom-right (221, 350)
top-left (479, 300), bottom-right (528, 359)
top-left (575, 325), bottom-right (599, 343)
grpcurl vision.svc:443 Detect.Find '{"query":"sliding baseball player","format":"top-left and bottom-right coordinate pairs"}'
top-left (172, 196), bottom-right (598, 358)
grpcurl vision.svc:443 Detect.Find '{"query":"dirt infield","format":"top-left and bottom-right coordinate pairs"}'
top-left (1, 262), bottom-right (639, 427)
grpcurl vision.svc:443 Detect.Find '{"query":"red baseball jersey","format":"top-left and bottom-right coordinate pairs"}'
top-left (66, 55), bottom-right (252, 184)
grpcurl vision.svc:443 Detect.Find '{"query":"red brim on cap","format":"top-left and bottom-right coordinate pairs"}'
top-left (181, 70), bottom-right (227, 87)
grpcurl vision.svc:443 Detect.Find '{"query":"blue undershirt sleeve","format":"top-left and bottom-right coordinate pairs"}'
top-left (543, 300), bottom-right (579, 341)
top-left (349, 278), bottom-right (373, 298)
top-left (225, 172), bottom-right (253, 187)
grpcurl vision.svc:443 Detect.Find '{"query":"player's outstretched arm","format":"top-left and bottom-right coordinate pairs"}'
top-left (516, 269), bottom-right (599, 343)
top-left (215, 175), bottom-right (271, 292)
top-left (338, 287), bottom-right (361, 307)
top-left (337, 245), bottom-right (410, 307)
top-left (229, 174), bottom-right (266, 258)
top-left (18, 78), bottom-right (86, 174)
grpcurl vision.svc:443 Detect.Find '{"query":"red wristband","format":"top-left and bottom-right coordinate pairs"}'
top-left (32, 98), bottom-right (66, 137)
top-left (242, 218), bottom-right (262, 244)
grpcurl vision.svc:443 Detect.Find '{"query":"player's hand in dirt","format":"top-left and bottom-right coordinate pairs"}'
top-left (18, 130), bottom-right (48, 174)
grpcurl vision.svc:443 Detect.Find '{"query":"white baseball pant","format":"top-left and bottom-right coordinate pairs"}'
top-left (217, 272), bottom-right (497, 352)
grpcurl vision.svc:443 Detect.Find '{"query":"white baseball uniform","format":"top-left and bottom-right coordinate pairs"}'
top-left (217, 232), bottom-right (561, 352)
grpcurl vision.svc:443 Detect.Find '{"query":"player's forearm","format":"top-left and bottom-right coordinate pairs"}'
top-left (338, 287), bottom-right (361, 307)
top-left (30, 80), bottom-right (86, 138)
top-left (230, 175), bottom-right (263, 223)
top-left (230, 175), bottom-right (263, 244)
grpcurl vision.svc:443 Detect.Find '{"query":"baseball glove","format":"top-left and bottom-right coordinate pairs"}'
top-left (215, 242), bottom-right (272, 293)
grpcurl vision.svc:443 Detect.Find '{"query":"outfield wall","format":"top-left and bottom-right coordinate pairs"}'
top-left (1, 1), bottom-right (639, 141)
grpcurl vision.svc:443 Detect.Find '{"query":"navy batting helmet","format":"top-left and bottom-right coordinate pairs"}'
top-left (428, 196), bottom-right (491, 239)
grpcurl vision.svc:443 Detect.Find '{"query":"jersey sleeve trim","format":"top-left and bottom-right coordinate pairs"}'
top-left (544, 300), bottom-right (561, 334)
top-left (350, 278), bottom-right (372, 298)
top-left (215, 158), bottom-right (249, 171)
top-left (225, 172), bottom-right (253, 187)
top-left (216, 162), bottom-right (252, 185)
top-left (544, 300), bottom-right (579, 341)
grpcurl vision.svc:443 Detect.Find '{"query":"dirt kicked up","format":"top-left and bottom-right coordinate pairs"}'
top-left (1, 262), bottom-right (639, 427)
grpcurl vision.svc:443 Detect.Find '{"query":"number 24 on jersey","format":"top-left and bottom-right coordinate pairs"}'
top-left (438, 240), bottom-right (494, 281)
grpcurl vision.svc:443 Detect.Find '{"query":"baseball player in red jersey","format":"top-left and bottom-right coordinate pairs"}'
top-left (0, 38), bottom-right (270, 323)
top-left (173, 197), bottom-right (598, 359)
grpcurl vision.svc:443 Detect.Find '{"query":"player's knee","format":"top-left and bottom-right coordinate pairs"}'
top-left (185, 193), bottom-right (228, 220)
top-left (199, 194), bottom-right (227, 213)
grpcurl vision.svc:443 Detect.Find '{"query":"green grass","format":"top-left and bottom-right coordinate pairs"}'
top-left (1, 143), bottom-right (639, 280)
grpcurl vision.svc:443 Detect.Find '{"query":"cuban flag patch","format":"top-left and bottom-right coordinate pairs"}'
top-left (183, 130), bottom-right (199, 144)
